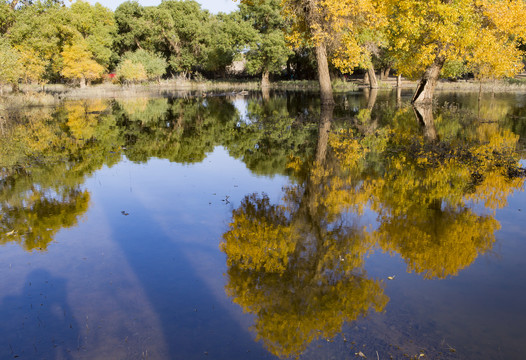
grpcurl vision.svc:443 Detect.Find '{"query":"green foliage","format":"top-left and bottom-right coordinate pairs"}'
top-left (115, 59), bottom-right (147, 83)
top-left (0, 36), bottom-right (21, 86)
top-left (120, 49), bottom-right (167, 80)
top-left (240, 0), bottom-right (292, 78)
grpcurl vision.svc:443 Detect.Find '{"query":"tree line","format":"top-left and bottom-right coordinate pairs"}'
top-left (1, 0), bottom-right (525, 103)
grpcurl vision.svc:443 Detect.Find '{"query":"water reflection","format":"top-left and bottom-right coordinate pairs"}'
top-left (221, 98), bottom-right (525, 356)
top-left (0, 91), bottom-right (525, 358)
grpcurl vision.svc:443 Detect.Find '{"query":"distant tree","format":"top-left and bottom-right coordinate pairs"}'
top-left (0, 37), bottom-right (21, 93)
top-left (120, 49), bottom-right (167, 81)
top-left (61, 41), bottom-right (105, 87)
top-left (68, 0), bottom-right (116, 70)
top-left (240, 0), bottom-right (292, 87)
top-left (115, 59), bottom-right (147, 84)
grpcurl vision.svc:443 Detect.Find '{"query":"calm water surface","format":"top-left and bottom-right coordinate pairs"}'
top-left (1, 90), bottom-right (525, 359)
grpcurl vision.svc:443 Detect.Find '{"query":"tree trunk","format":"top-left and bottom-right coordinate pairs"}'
top-left (80, 77), bottom-right (86, 88)
top-left (315, 43), bottom-right (334, 105)
top-left (367, 64), bottom-right (378, 89)
top-left (363, 72), bottom-right (370, 86)
top-left (382, 67), bottom-right (391, 80)
top-left (11, 81), bottom-right (20, 93)
top-left (413, 104), bottom-right (438, 142)
top-left (397, 74), bottom-right (402, 88)
top-left (261, 70), bottom-right (270, 89)
top-left (411, 58), bottom-right (444, 104)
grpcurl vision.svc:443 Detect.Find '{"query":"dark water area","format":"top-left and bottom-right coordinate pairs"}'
top-left (0, 89), bottom-right (525, 359)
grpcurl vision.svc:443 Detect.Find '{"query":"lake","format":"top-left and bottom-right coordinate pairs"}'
top-left (0, 89), bottom-right (525, 359)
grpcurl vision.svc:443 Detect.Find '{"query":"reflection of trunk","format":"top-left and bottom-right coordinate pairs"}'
top-left (413, 104), bottom-right (438, 142)
top-left (366, 89), bottom-right (378, 110)
top-left (261, 86), bottom-right (270, 102)
top-left (261, 70), bottom-right (270, 88)
top-left (367, 64), bottom-right (378, 89)
top-left (396, 86), bottom-right (402, 109)
top-left (315, 104), bottom-right (334, 165)
top-left (412, 57), bottom-right (444, 104)
top-left (315, 44), bottom-right (334, 105)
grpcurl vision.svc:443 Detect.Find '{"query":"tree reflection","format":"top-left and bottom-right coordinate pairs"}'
top-left (222, 100), bottom-right (525, 356)
top-left (0, 101), bottom-right (120, 251)
top-left (221, 104), bottom-right (388, 358)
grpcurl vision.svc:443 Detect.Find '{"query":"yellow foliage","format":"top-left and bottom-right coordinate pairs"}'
top-left (61, 42), bottom-right (104, 83)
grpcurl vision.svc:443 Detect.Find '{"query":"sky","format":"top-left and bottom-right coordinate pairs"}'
top-left (86, 0), bottom-right (239, 14)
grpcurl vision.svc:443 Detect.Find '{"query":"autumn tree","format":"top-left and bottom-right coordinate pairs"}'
top-left (61, 41), bottom-right (105, 87)
top-left (275, 0), bottom-right (385, 104)
top-left (385, 0), bottom-right (526, 104)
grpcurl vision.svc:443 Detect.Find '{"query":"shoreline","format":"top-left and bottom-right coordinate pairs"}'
top-left (1, 77), bottom-right (525, 105)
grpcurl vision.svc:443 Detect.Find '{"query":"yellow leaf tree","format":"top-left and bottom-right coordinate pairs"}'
top-left (385, 0), bottom-right (526, 104)
top-left (238, 0), bottom-right (385, 104)
top-left (61, 41), bottom-right (104, 88)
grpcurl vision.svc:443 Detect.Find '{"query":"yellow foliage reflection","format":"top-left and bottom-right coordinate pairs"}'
top-left (222, 103), bottom-right (524, 356)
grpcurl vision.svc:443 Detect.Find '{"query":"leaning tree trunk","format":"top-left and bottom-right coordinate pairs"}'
top-left (261, 70), bottom-right (270, 89)
top-left (411, 57), bottom-right (445, 104)
top-left (315, 43), bottom-right (334, 105)
top-left (367, 64), bottom-right (378, 89)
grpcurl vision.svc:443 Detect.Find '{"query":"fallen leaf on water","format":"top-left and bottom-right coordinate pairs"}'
top-left (355, 351), bottom-right (367, 358)
top-left (387, 275), bottom-right (396, 280)
top-left (6, 230), bottom-right (15, 236)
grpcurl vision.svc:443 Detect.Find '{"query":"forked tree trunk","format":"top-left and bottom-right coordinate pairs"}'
top-left (367, 64), bottom-right (378, 89)
top-left (315, 43), bottom-right (334, 105)
top-left (413, 104), bottom-right (438, 142)
top-left (411, 58), bottom-right (445, 104)
top-left (261, 70), bottom-right (270, 89)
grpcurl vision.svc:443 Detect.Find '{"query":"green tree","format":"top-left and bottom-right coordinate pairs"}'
top-left (68, 0), bottom-right (116, 69)
top-left (120, 49), bottom-right (167, 81)
top-left (0, 37), bottom-right (21, 93)
top-left (115, 59), bottom-right (147, 83)
top-left (240, 0), bottom-right (292, 87)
